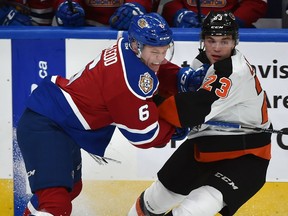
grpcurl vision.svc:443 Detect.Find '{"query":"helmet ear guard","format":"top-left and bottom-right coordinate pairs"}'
top-left (201, 11), bottom-right (239, 45)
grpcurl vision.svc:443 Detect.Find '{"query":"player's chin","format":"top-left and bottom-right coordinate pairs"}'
top-left (149, 64), bottom-right (160, 72)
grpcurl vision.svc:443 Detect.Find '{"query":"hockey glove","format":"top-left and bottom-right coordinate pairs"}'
top-left (177, 64), bottom-right (209, 92)
top-left (0, 6), bottom-right (32, 26)
top-left (55, 1), bottom-right (85, 27)
top-left (171, 127), bottom-right (190, 141)
top-left (173, 9), bottom-right (203, 28)
top-left (109, 3), bottom-right (146, 30)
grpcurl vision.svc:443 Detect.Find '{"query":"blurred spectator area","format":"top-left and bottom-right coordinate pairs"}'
top-left (255, 0), bottom-right (282, 28)
top-left (157, 0), bottom-right (284, 28)
top-left (282, 0), bottom-right (288, 28)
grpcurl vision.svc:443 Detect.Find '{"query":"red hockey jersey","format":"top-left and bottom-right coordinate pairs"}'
top-left (26, 37), bottom-right (176, 155)
top-left (162, 0), bottom-right (268, 27)
top-left (13, 0), bottom-right (158, 26)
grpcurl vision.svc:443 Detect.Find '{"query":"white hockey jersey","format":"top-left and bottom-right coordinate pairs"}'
top-left (157, 50), bottom-right (271, 162)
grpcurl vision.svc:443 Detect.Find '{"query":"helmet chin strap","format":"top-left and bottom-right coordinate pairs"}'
top-left (136, 48), bottom-right (142, 58)
top-left (129, 40), bottom-right (143, 58)
top-left (136, 41), bottom-right (144, 58)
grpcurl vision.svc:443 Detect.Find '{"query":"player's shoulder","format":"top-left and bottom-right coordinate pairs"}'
top-left (212, 50), bottom-right (248, 77)
top-left (231, 50), bottom-right (252, 76)
top-left (119, 38), bottom-right (159, 99)
top-left (159, 61), bottom-right (180, 71)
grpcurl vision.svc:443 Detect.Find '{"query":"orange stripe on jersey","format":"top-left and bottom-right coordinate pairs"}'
top-left (254, 75), bottom-right (262, 95)
top-left (194, 143), bottom-right (271, 162)
top-left (262, 92), bottom-right (269, 124)
top-left (246, 60), bottom-right (262, 95)
top-left (158, 96), bottom-right (181, 128)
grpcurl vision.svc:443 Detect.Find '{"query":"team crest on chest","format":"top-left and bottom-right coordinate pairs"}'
top-left (139, 72), bottom-right (154, 94)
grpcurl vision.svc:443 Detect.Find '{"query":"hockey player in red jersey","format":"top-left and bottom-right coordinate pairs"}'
top-left (16, 13), bottom-right (179, 216)
top-left (10, 0), bottom-right (159, 27)
top-left (128, 11), bottom-right (272, 216)
top-left (162, 0), bottom-right (268, 28)
top-left (53, 0), bottom-right (156, 28)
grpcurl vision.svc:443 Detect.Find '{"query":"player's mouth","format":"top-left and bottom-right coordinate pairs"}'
top-left (212, 55), bottom-right (221, 61)
top-left (150, 63), bottom-right (161, 72)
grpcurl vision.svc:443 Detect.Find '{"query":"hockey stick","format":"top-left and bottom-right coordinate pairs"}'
top-left (89, 153), bottom-right (121, 165)
top-left (67, 0), bottom-right (76, 13)
top-left (204, 121), bottom-right (288, 135)
top-left (195, 0), bottom-right (202, 25)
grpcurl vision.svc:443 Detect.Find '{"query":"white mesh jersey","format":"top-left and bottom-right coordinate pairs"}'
top-left (189, 49), bottom-right (270, 139)
top-left (158, 49), bottom-right (271, 162)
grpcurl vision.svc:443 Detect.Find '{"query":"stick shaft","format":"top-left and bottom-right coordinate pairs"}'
top-left (195, 0), bottom-right (202, 24)
top-left (67, 0), bottom-right (75, 13)
top-left (205, 121), bottom-right (288, 135)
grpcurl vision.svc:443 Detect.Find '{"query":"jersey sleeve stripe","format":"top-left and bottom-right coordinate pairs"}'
top-left (60, 89), bottom-right (91, 130)
top-left (51, 76), bottom-right (91, 130)
top-left (115, 122), bottom-right (160, 145)
top-left (115, 121), bottom-right (158, 134)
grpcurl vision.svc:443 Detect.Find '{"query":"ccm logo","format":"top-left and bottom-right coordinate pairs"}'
top-left (215, 172), bottom-right (239, 190)
top-left (27, 169), bottom-right (36, 178)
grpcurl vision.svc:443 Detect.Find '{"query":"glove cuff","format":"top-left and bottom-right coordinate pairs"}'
top-left (173, 9), bottom-right (188, 27)
top-left (125, 2), bottom-right (146, 14)
top-left (56, 1), bottom-right (85, 27)
top-left (177, 67), bottom-right (193, 92)
top-left (0, 6), bottom-right (32, 26)
top-left (109, 2), bottom-right (146, 30)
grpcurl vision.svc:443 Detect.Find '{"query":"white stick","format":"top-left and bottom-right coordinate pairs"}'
top-left (204, 121), bottom-right (288, 135)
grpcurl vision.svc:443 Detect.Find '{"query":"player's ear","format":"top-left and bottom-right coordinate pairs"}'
top-left (130, 41), bottom-right (139, 53)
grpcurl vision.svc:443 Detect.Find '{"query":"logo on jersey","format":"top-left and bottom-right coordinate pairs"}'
top-left (139, 72), bottom-right (154, 94)
top-left (27, 169), bottom-right (36, 178)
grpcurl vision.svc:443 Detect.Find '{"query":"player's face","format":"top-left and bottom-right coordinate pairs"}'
top-left (204, 35), bottom-right (236, 64)
top-left (141, 45), bottom-right (170, 72)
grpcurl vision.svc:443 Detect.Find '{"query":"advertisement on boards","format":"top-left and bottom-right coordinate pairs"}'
top-left (0, 31), bottom-right (287, 215)
top-left (12, 39), bottom-right (66, 216)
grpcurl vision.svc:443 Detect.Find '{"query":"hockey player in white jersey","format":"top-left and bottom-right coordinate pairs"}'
top-left (128, 11), bottom-right (272, 216)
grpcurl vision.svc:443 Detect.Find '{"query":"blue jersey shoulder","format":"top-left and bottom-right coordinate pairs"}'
top-left (120, 39), bottom-right (158, 99)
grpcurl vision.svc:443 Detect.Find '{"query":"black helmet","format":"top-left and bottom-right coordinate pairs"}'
top-left (201, 11), bottom-right (239, 44)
